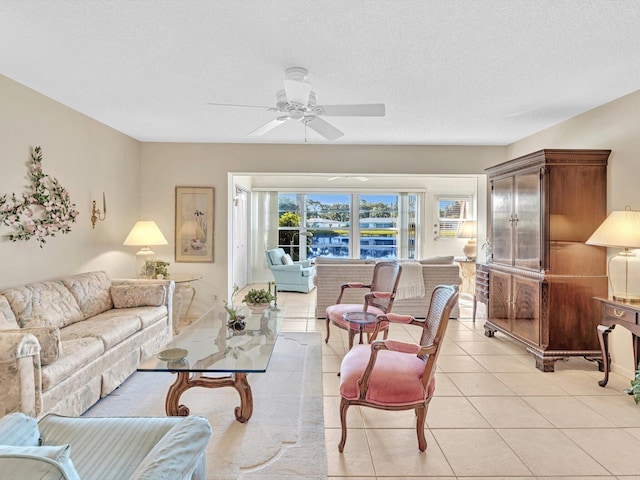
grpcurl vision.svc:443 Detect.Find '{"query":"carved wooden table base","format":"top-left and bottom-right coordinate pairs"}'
top-left (165, 371), bottom-right (253, 423)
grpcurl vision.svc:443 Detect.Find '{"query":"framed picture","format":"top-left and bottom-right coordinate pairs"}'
top-left (175, 186), bottom-right (214, 263)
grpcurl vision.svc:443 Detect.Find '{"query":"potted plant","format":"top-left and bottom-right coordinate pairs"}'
top-left (625, 363), bottom-right (640, 404)
top-left (143, 260), bottom-right (170, 279)
top-left (242, 288), bottom-right (274, 313)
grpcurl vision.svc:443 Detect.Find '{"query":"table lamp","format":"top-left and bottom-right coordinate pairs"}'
top-left (586, 206), bottom-right (640, 304)
top-left (457, 220), bottom-right (477, 260)
top-left (123, 220), bottom-right (168, 278)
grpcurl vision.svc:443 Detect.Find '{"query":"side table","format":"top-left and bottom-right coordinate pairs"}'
top-left (454, 258), bottom-right (476, 296)
top-left (594, 297), bottom-right (640, 387)
top-left (342, 311), bottom-right (378, 349)
top-left (171, 273), bottom-right (203, 334)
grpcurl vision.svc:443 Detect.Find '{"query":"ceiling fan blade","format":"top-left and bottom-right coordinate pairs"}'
top-left (303, 116), bottom-right (344, 141)
top-left (319, 104), bottom-right (386, 117)
top-left (207, 102), bottom-right (273, 110)
top-left (247, 117), bottom-right (289, 136)
top-left (283, 79), bottom-right (312, 106)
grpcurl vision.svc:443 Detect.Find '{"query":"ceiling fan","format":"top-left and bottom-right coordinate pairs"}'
top-left (207, 67), bottom-right (385, 141)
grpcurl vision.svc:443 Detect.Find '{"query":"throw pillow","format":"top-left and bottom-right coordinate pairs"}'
top-left (0, 444), bottom-right (80, 480)
top-left (111, 284), bottom-right (166, 309)
top-left (1, 326), bottom-right (62, 366)
top-left (282, 254), bottom-right (294, 265)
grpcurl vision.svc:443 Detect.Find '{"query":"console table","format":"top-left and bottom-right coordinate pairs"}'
top-left (595, 297), bottom-right (640, 387)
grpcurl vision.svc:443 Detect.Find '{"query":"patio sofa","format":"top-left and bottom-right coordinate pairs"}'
top-left (314, 256), bottom-right (461, 319)
top-left (0, 412), bottom-right (211, 480)
top-left (0, 271), bottom-right (174, 418)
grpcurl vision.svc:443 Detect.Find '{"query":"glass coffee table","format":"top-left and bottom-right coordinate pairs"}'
top-left (138, 304), bottom-right (284, 423)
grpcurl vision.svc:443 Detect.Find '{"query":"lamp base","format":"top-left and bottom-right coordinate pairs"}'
top-left (612, 293), bottom-right (640, 304)
top-left (463, 239), bottom-right (477, 261)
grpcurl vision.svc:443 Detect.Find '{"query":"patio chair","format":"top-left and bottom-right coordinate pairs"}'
top-left (265, 248), bottom-right (316, 293)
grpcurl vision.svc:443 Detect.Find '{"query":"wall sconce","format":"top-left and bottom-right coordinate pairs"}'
top-left (91, 192), bottom-right (106, 229)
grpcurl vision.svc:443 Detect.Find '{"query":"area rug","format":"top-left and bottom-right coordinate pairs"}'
top-left (83, 332), bottom-right (327, 480)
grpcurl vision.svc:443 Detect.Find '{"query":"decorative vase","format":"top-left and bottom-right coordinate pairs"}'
top-left (246, 302), bottom-right (271, 314)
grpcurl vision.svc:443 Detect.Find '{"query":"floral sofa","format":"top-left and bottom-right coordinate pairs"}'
top-left (314, 257), bottom-right (461, 319)
top-left (0, 271), bottom-right (174, 418)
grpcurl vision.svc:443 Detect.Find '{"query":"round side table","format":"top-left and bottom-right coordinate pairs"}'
top-left (342, 311), bottom-right (378, 348)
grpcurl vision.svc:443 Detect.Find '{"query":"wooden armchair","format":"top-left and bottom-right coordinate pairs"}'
top-left (325, 261), bottom-right (402, 349)
top-left (337, 284), bottom-right (459, 452)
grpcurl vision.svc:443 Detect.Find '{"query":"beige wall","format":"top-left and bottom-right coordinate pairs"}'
top-left (508, 89), bottom-right (640, 377)
top-left (0, 74), bottom-right (142, 288)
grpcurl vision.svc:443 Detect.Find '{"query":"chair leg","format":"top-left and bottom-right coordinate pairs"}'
top-left (348, 329), bottom-right (355, 349)
top-left (338, 397), bottom-right (350, 452)
top-left (415, 405), bottom-right (427, 452)
top-left (325, 318), bottom-right (331, 343)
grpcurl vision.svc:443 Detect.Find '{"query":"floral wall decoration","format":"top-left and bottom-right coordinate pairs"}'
top-left (0, 146), bottom-right (79, 247)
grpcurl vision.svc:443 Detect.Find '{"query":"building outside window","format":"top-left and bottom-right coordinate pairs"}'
top-left (277, 192), bottom-right (418, 260)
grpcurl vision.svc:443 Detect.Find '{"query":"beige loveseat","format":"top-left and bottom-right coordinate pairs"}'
top-left (0, 271), bottom-right (174, 418)
top-left (314, 257), bottom-right (461, 319)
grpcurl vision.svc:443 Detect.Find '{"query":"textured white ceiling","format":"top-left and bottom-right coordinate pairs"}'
top-left (1, 0), bottom-right (640, 145)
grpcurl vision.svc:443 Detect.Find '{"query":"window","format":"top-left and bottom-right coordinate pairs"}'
top-left (436, 196), bottom-right (472, 238)
top-left (278, 192), bottom-right (418, 260)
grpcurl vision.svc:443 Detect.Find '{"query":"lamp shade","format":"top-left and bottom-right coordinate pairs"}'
top-left (123, 220), bottom-right (168, 247)
top-left (586, 207), bottom-right (640, 304)
top-left (585, 209), bottom-right (640, 249)
top-left (457, 220), bottom-right (477, 239)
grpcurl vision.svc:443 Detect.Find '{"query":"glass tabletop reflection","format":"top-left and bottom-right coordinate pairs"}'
top-left (139, 304), bottom-right (284, 374)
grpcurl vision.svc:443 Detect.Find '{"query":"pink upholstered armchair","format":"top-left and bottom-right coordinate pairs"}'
top-left (325, 261), bottom-right (402, 349)
top-left (338, 284), bottom-right (459, 452)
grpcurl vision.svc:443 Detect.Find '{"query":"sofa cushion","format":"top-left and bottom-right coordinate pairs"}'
top-left (1, 326), bottom-right (61, 366)
top-left (419, 256), bottom-right (454, 265)
top-left (41, 337), bottom-right (105, 391)
top-left (60, 271), bottom-right (114, 320)
top-left (0, 444), bottom-right (81, 480)
top-left (267, 249), bottom-right (284, 265)
top-left (110, 284), bottom-right (166, 309)
top-left (0, 296), bottom-right (19, 329)
top-left (2, 282), bottom-right (83, 329)
top-left (60, 311), bottom-right (141, 350)
top-left (0, 444), bottom-right (80, 480)
top-left (0, 412), bottom-right (40, 446)
top-left (116, 306), bottom-right (168, 329)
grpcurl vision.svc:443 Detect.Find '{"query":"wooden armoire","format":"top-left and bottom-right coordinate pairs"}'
top-left (484, 149), bottom-right (610, 371)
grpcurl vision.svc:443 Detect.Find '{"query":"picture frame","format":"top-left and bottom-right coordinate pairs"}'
top-left (175, 186), bottom-right (214, 263)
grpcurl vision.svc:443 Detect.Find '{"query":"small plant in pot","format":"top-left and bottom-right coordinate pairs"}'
top-left (625, 362), bottom-right (640, 404)
top-left (242, 288), bottom-right (274, 313)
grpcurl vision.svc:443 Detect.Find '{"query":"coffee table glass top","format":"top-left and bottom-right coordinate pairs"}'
top-left (139, 305), bottom-right (284, 374)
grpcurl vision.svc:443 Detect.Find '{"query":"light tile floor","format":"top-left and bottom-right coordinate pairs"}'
top-left (235, 285), bottom-right (640, 479)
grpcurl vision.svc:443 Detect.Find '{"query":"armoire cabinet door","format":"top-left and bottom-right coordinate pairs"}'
top-left (513, 170), bottom-right (541, 270)
top-left (510, 274), bottom-right (541, 345)
top-left (490, 176), bottom-right (513, 266)
top-left (488, 269), bottom-right (511, 330)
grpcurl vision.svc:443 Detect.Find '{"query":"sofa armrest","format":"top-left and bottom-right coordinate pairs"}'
top-left (0, 332), bottom-right (42, 417)
top-left (130, 415), bottom-right (212, 480)
top-left (38, 414), bottom-right (212, 480)
top-left (112, 279), bottom-right (175, 331)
